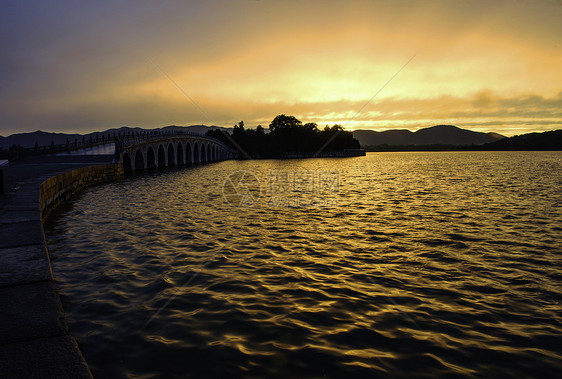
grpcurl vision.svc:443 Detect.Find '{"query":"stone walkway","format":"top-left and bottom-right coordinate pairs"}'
top-left (0, 156), bottom-right (112, 378)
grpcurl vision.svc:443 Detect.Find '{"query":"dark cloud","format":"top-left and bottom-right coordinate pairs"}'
top-left (1, 1), bottom-right (561, 136)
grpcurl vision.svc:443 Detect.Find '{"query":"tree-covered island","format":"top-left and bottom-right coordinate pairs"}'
top-left (206, 114), bottom-right (362, 158)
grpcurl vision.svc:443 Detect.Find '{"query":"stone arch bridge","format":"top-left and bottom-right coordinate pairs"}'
top-left (118, 131), bottom-right (237, 172)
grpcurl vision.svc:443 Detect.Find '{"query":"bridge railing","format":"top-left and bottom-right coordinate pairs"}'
top-left (118, 130), bottom-right (236, 154)
top-left (4, 129), bottom-right (238, 163)
top-left (6, 134), bottom-right (117, 161)
top-left (118, 130), bottom-right (203, 147)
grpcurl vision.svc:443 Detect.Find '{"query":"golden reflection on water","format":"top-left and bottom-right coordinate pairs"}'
top-left (45, 152), bottom-right (562, 378)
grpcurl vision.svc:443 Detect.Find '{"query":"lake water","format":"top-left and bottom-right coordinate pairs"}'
top-left (45, 151), bottom-right (562, 378)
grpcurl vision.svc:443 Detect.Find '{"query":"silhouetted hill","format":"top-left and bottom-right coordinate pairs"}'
top-left (353, 129), bottom-right (412, 146)
top-left (487, 132), bottom-right (505, 140)
top-left (353, 125), bottom-right (504, 146)
top-left (0, 125), bottom-right (230, 149)
top-left (482, 129), bottom-right (562, 150)
top-left (0, 131), bottom-right (83, 150)
top-left (361, 129), bottom-right (561, 151)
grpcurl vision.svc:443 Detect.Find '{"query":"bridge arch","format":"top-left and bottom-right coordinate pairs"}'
top-left (176, 141), bottom-right (184, 165)
top-left (119, 132), bottom-right (235, 172)
top-left (147, 146), bottom-right (156, 169)
top-left (194, 143), bottom-right (200, 163)
top-left (157, 144), bottom-right (166, 168)
top-left (201, 142), bottom-right (207, 163)
top-left (167, 143), bottom-right (175, 166)
top-left (134, 149), bottom-right (144, 170)
top-left (186, 142), bottom-right (192, 164)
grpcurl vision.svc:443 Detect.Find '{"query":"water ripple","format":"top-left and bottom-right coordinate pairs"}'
top-left (45, 152), bottom-right (562, 378)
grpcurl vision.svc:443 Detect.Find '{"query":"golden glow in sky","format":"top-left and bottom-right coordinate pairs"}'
top-left (1, 0), bottom-right (561, 136)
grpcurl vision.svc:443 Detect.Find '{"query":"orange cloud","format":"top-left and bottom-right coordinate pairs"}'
top-left (1, 0), bottom-right (561, 136)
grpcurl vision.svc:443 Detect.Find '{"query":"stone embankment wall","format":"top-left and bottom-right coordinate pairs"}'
top-left (40, 163), bottom-right (123, 222)
top-left (1, 162), bottom-right (123, 377)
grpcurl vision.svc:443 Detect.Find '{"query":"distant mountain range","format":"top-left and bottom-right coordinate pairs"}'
top-left (482, 129), bottom-right (562, 150)
top-left (2, 124), bottom-right (560, 151)
top-left (353, 125), bottom-right (504, 146)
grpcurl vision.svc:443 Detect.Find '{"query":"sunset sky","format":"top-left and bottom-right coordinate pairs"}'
top-left (1, 0), bottom-right (561, 136)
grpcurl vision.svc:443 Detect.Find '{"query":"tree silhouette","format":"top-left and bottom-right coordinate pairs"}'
top-left (269, 114), bottom-right (302, 132)
top-left (211, 114), bottom-right (360, 158)
top-left (304, 122), bottom-right (319, 132)
top-left (233, 121), bottom-right (245, 136)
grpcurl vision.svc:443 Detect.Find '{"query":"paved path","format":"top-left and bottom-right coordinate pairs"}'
top-left (0, 156), bottom-right (112, 377)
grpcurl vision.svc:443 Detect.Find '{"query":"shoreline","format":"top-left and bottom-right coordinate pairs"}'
top-left (0, 163), bottom-right (103, 378)
top-left (0, 154), bottom-right (225, 376)
top-left (0, 158), bottom-right (124, 377)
